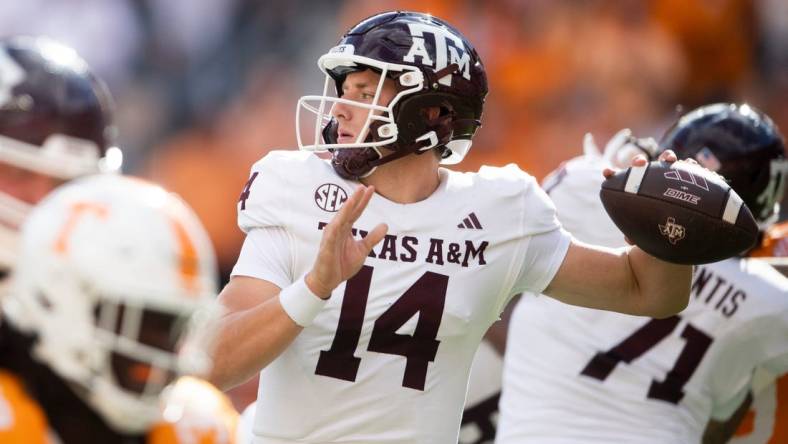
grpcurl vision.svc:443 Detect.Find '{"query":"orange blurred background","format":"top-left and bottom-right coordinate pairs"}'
top-left (4, 0), bottom-right (785, 410)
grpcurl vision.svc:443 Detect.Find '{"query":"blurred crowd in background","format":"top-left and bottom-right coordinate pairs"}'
top-left (4, 0), bottom-right (785, 352)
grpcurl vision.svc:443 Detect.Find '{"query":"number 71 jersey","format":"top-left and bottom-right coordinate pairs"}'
top-left (498, 149), bottom-right (788, 443)
top-left (498, 258), bottom-right (788, 444)
top-left (234, 150), bottom-right (568, 443)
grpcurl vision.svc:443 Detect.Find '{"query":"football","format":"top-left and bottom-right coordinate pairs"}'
top-left (600, 160), bottom-right (758, 264)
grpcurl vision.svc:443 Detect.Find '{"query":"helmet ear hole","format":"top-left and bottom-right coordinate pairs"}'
top-left (423, 107), bottom-right (441, 121)
top-left (394, 93), bottom-right (457, 147)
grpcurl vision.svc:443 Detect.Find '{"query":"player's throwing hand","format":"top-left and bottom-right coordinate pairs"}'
top-left (602, 149), bottom-right (678, 179)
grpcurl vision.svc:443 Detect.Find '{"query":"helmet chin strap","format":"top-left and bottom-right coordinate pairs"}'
top-left (327, 93), bottom-right (459, 180)
top-left (331, 143), bottom-right (429, 181)
top-left (331, 124), bottom-right (446, 180)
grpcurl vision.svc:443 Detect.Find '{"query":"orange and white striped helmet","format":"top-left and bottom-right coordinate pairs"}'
top-left (2, 174), bottom-right (218, 433)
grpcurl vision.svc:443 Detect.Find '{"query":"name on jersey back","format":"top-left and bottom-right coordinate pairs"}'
top-left (692, 266), bottom-right (746, 318)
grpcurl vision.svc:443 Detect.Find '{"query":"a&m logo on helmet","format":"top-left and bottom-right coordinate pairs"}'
top-left (403, 23), bottom-right (471, 86)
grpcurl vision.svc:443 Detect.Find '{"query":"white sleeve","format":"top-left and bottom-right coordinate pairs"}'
top-left (231, 226), bottom-right (293, 289)
top-left (709, 305), bottom-right (788, 416)
top-left (237, 152), bottom-right (290, 233)
top-left (758, 316), bottom-right (788, 377)
top-left (511, 227), bottom-right (572, 295)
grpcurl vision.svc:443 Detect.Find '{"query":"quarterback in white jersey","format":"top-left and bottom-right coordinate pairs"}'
top-left (497, 104), bottom-right (788, 444)
top-left (210, 11), bottom-right (693, 444)
top-left (234, 150), bottom-right (567, 442)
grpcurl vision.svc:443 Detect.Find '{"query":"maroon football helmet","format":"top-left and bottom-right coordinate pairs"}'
top-left (0, 36), bottom-right (121, 274)
top-left (297, 11), bottom-right (488, 179)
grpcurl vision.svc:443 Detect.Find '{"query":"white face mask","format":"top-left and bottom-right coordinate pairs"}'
top-left (296, 52), bottom-right (424, 154)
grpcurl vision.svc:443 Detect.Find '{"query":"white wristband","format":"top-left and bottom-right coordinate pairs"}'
top-left (278, 276), bottom-right (328, 327)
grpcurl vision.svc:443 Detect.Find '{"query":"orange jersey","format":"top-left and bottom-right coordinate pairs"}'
top-left (0, 370), bottom-right (237, 444)
top-left (751, 221), bottom-right (788, 258)
top-left (0, 370), bottom-right (50, 444)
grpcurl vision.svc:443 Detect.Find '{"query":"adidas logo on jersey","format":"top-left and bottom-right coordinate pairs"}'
top-left (458, 213), bottom-right (483, 230)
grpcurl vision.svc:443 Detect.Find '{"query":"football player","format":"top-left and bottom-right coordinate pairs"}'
top-left (496, 103), bottom-right (788, 443)
top-left (460, 130), bottom-right (658, 444)
top-left (0, 174), bottom-right (220, 442)
top-left (0, 36), bottom-right (237, 443)
top-left (0, 35), bottom-right (120, 293)
top-left (210, 11), bottom-right (695, 443)
top-left (728, 222), bottom-right (788, 444)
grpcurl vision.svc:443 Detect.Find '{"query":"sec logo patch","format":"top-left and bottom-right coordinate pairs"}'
top-left (314, 183), bottom-right (348, 212)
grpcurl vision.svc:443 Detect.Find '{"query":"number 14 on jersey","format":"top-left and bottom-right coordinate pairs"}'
top-left (315, 265), bottom-right (449, 391)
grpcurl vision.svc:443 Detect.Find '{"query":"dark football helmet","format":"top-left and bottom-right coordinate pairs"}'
top-left (659, 103), bottom-right (787, 227)
top-left (297, 11), bottom-right (488, 179)
top-left (0, 36), bottom-right (121, 274)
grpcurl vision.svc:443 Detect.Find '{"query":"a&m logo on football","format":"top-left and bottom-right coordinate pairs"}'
top-left (659, 216), bottom-right (686, 245)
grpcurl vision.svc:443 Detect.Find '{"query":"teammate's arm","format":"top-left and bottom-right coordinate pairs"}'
top-left (484, 294), bottom-right (519, 355)
top-left (702, 392), bottom-right (753, 444)
top-left (208, 186), bottom-right (387, 390)
top-left (543, 151), bottom-right (692, 318)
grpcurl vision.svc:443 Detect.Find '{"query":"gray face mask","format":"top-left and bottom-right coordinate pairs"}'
top-left (0, 189), bottom-right (29, 281)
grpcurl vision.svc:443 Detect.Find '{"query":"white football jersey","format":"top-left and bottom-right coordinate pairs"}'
top-left (497, 153), bottom-right (788, 444)
top-left (232, 150), bottom-right (570, 443)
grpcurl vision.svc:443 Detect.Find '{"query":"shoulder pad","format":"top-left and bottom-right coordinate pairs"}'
top-left (237, 151), bottom-right (306, 232)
